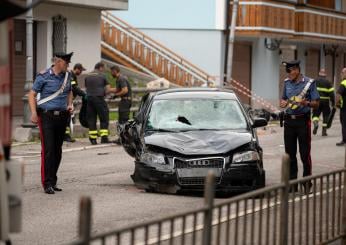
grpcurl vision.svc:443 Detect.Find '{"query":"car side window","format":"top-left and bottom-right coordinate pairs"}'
top-left (135, 93), bottom-right (150, 121)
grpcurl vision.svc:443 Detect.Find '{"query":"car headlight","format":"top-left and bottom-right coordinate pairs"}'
top-left (140, 152), bottom-right (166, 165)
top-left (232, 151), bottom-right (260, 163)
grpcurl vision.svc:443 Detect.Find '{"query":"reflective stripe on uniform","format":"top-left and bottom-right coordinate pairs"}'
top-left (65, 127), bottom-right (70, 134)
top-left (71, 80), bottom-right (77, 85)
top-left (89, 130), bottom-right (98, 139)
top-left (341, 80), bottom-right (346, 108)
top-left (99, 129), bottom-right (109, 137)
top-left (322, 123), bottom-right (327, 127)
top-left (317, 87), bottom-right (334, 93)
top-left (312, 117), bottom-right (319, 122)
top-left (320, 96), bottom-right (330, 100)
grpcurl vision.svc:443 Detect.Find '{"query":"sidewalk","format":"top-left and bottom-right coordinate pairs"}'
top-left (11, 116), bottom-right (118, 142)
top-left (10, 137), bottom-right (121, 160)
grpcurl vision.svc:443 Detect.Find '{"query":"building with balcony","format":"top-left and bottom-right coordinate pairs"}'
top-left (114, 0), bottom-right (346, 106)
top-left (12, 0), bottom-right (128, 115)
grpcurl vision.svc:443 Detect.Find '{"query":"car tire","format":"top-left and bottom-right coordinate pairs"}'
top-left (257, 171), bottom-right (266, 188)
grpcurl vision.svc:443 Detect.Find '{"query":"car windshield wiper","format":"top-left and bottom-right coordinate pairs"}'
top-left (147, 128), bottom-right (178, 133)
top-left (179, 128), bottom-right (226, 132)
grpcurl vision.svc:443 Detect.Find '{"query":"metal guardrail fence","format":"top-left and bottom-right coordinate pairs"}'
top-left (69, 152), bottom-right (346, 245)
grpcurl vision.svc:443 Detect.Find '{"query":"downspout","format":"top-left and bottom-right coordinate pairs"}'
top-left (223, 0), bottom-right (239, 88)
top-left (22, 0), bottom-right (35, 128)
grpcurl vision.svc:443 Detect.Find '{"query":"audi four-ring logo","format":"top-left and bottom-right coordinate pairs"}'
top-left (189, 160), bottom-right (210, 166)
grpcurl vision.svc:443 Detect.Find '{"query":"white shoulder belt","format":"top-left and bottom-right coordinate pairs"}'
top-left (37, 72), bottom-right (69, 106)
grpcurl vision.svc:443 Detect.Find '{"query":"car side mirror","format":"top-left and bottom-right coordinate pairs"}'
top-left (252, 117), bottom-right (268, 128)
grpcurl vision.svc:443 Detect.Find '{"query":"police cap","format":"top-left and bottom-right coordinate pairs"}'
top-left (54, 52), bottom-right (73, 63)
top-left (282, 60), bottom-right (300, 72)
top-left (74, 63), bottom-right (86, 71)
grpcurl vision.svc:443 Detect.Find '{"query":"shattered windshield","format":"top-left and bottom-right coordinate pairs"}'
top-left (146, 99), bottom-right (247, 131)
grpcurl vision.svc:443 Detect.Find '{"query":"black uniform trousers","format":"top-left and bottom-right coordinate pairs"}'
top-left (312, 100), bottom-right (331, 127)
top-left (37, 110), bottom-right (69, 188)
top-left (118, 99), bottom-right (132, 124)
top-left (340, 109), bottom-right (346, 143)
top-left (284, 115), bottom-right (312, 179)
top-left (87, 96), bottom-right (109, 132)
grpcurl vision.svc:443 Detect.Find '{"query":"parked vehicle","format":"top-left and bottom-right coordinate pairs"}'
top-left (119, 88), bottom-right (267, 193)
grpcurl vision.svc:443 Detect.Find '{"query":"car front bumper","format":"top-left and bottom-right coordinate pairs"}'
top-left (131, 161), bottom-right (265, 193)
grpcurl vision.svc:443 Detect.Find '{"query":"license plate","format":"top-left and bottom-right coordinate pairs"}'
top-left (177, 168), bottom-right (222, 178)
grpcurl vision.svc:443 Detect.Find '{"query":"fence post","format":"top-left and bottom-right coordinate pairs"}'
top-left (342, 146), bottom-right (346, 244)
top-left (79, 196), bottom-right (92, 245)
top-left (279, 154), bottom-right (290, 245)
top-left (202, 171), bottom-right (215, 245)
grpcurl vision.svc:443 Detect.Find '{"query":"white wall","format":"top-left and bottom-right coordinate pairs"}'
top-left (33, 3), bottom-right (101, 72)
top-left (251, 38), bottom-right (280, 107)
top-left (139, 29), bottom-right (225, 85)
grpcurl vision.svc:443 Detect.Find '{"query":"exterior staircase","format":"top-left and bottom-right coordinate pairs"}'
top-left (101, 11), bottom-right (215, 87)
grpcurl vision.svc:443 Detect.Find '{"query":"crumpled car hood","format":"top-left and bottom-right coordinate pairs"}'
top-left (144, 130), bottom-right (253, 155)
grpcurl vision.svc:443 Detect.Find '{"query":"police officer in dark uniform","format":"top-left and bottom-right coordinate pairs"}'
top-left (28, 52), bottom-right (74, 194)
top-left (312, 69), bottom-right (335, 136)
top-left (85, 62), bottom-right (116, 145)
top-left (280, 60), bottom-right (319, 190)
top-left (64, 63), bottom-right (87, 142)
top-left (336, 68), bottom-right (346, 146)
top-left (110, 65), bottom-right (132, 124)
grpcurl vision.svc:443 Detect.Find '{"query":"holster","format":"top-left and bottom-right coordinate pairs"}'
top-left (279, 111), bottom-right (285, 127)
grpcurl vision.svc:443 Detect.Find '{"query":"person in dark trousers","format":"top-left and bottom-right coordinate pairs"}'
top-left (64, 63), bottom-right (87, 142)
top-left (110, 65), bottom-right (132, 144)
top-left (336, 68), bottom-right (346, 146)
top-left (280, 60), bottom-right (319, 193)
top-left (28, 52), bottom-right (74, 194)
top-left (312, 69), bottom-right (335, 136)
top-left (85, 62), bottom-right (116, 145)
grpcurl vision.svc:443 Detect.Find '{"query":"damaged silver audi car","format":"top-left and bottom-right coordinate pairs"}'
top-left (119, 88), bottom-right (267, 194)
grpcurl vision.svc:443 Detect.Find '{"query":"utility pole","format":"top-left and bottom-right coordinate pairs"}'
top-left (22, 0), bottom-right (35, 128)
top-left (223, 0), bottom-right (239, 88)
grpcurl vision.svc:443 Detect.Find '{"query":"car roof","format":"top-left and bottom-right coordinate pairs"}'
top-left (152, 88), bottom-right (238, 100)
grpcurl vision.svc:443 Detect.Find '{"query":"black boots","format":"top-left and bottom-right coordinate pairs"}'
top-left (313, 122), bottom-right (327, 136)
top-left (322, 127), bottom-right (327, 136)
top-left (64, 134), bottom-right (76, 142)
top-left (312, 121), bottom-right (318, 135)
top-left (89, 138), bottom-right (97, 145)
top-left (101, 136), bottom-right (111, 144)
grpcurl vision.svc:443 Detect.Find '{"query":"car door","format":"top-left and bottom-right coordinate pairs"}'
top-left (120, 93), bottom-right (150, 158)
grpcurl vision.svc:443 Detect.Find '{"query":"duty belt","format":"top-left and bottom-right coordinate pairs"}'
top-left (284, 113), bottom-right (310, 120)
top-left (37, 108), bottom-right (68, 116)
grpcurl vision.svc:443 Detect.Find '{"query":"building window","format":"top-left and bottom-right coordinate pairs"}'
top-left (52, 15), bottom-right (67, 55)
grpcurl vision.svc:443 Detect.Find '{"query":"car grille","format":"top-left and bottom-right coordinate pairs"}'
top-left (179, 177), bottom-right (221, 186)
top-left (174, 157), bottom-right (225, 169)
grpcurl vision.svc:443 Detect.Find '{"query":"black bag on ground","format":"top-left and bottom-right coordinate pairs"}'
top-left (79, 97), bottom-right (88, 128)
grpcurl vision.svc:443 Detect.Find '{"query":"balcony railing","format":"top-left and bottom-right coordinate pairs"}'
top-left (236, 0), bottom-right (346, 42)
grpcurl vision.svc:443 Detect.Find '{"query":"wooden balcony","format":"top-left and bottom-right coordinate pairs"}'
top-left (236, 0), bottom-right (346, 43)
top-left (236, 1), bottom-right (295, 37)
top-left (295, 5), bottom-right (346, 42)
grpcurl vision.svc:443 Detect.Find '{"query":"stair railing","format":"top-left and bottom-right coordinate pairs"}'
top-left (101, 11), bottom-right (216, 86)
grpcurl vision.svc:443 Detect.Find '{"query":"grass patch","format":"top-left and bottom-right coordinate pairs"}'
top-left (109, 111), bottom-right (118, 121)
